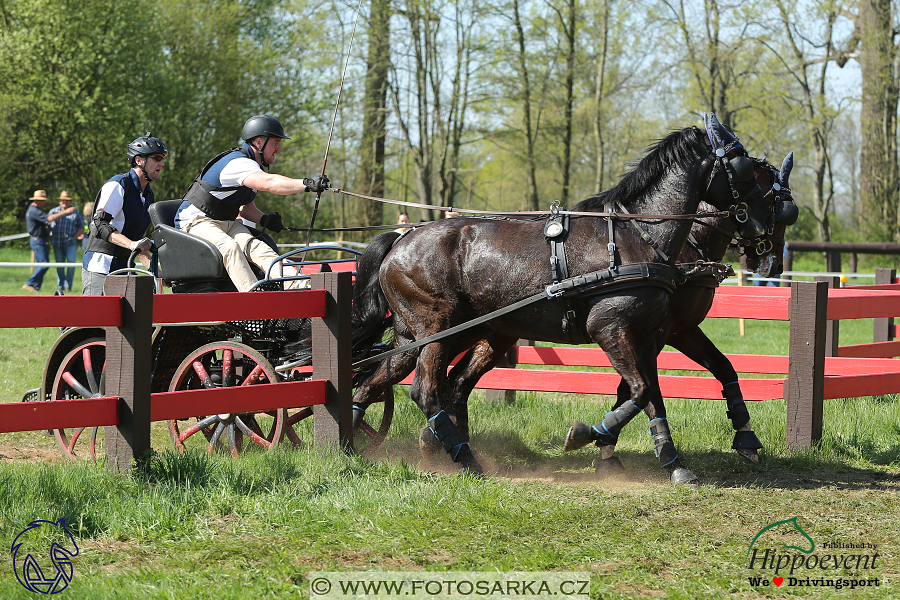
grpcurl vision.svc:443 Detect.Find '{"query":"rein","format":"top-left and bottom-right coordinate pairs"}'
top-left (352, 262), bottom-right (679, 371)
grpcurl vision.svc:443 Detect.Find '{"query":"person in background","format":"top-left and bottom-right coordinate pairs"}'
top-left (174, 114), bottom-right (328, 291)
top-left (82, 133), bottom-right (167, 295)
top-left (394, 211), bottom-right (410, 233)
top-left (22, 190), bottom-right (76, 293)
top-left (81, 201), bottom-right (94, 251)
top-left (49, 191), bottom-right (85, 294)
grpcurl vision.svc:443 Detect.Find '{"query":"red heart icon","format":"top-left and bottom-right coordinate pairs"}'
top-left (773, 577), bottom-right (784, 586)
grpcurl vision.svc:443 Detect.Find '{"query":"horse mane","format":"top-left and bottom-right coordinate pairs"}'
top-left (573, 126), bottom-right (709, 211)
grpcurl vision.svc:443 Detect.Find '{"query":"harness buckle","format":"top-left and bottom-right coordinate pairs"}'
top-left (732, 202), bottom-right (749, 223)
top-left (546, 284), bottom-right (564, 299)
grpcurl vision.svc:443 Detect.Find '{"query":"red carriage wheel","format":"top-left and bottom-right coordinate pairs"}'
top-left (353, 386), bottom-right (394, 457)
top-left (168, 342), bottom-right (285, 456)
top-left (51, 338), bottom-right (106, 461)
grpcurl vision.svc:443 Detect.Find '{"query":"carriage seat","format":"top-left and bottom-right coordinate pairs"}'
top-left (149, 200), bottom-right (237, 293)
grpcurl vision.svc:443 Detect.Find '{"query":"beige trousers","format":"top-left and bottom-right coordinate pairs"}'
top-left (183, 216), bottom-right (307, 292)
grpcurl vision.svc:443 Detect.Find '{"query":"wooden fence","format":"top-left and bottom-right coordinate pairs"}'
top-left (0, 272), bottom-right (353, 473)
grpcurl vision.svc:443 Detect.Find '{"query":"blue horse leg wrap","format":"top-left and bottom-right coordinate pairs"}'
top-left (593, 400), bottom-right (642, 446)
top-left (722, 382), bottom-right (750, 429)
top-left (649, 418), bottom-right (679, 467)
top-left (429, 411), bottom-right (467, 461)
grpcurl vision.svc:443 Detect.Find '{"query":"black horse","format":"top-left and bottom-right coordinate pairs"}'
top-left (412, 153), bottom-right (796, 479)
top-left (566, 153), bottom-right (798, 476)
top-left (348, 117), bottom-right (771, 482)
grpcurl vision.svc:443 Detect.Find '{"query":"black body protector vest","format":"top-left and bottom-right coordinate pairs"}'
top-left (182, 148), bottom-right (258, 221)
top-left (85, 170), bottom-right (154, 268)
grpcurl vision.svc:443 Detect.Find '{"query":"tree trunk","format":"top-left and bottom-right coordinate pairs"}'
top-left (358, 0), bottom-right (392, 228)
top-left (512, 0), bottom-right (540, 211)
top-left (858, 0), bottom-right (899, 241)
top-left (560, 0), bottom-right (576, 206)
top-left (593, 0), bottom-right (611, 195)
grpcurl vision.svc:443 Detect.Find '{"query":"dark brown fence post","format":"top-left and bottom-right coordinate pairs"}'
top-left (874, 268), bottom-right (896, 343)
top-left (484, 339), bottom-right (533, 404)
top-left (782, 248), bottom-right (793, 286)
top-left (815, 275), bottom-right (839, 357)
top-left (785, 280), bottom-right (827, 449)
top-left (104, 274), bottom-right (154, 474)
top-left (312, 271), bottom-right (353, 450)
top-left (824, 251), bottom-right (841, 273)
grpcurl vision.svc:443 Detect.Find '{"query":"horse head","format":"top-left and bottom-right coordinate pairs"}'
top-left (702, 113), bottom-right (771, 242)
top-left (745, 152), bottom-right (797, 277)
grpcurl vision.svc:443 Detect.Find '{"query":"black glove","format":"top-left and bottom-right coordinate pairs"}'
top-left (302, 175), bottom-right (330, 194)
top-left (259, 211), bottom-right (285, 232)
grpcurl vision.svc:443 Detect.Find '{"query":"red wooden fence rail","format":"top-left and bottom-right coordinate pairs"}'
top-left (0, 271), bottom-right (353, 473)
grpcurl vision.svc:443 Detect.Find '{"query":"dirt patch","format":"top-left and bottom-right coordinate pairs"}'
top-left (0, 443), bottom-right (63, 463)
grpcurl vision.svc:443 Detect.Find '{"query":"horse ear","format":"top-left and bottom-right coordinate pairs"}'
top-left (709, 112), bottom-right (742, 149)
top-left (780, 152), bottom-right (794, 187)
top-left (707, 112), bottom-right (726, 148)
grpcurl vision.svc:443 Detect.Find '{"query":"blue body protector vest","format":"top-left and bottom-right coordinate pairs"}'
top-left (180, 147), bottom-right (258, 221)
top-left (85, 170), bottom-right (153, 271)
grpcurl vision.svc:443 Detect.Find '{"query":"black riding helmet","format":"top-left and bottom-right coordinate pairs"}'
top-left (241, 115), bottom-right (291, 142)
top-left (241, 115), bottom-right (289, 168)
top-left (127, 132), bottom-right (168, 166)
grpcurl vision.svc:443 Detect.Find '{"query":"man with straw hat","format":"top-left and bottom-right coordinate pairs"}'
top-left (49, 191), bottom-right (85, 294)
top-left (22, 190), bottom-right (76, 292)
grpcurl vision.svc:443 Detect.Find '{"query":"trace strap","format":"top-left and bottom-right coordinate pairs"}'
top-left (352, 262), bottom-right (679, 370)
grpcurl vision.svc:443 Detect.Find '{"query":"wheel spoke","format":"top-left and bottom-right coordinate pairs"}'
top-left (207, 421), bottom-right (226, 453)
top-left (226, 423), bottom-right (240, 457)
top-left (82, 348), bottom-right (98, 395)
top-left (222, 349), bottom-right (234, 387)
top-left (241, 363), bottom-right (266, 386)
top-left (62, 372), bottom-right (93, 398)
top-left (235, 415), bottom-right (272, 449)
top-left (358, 419), bottom-right (378, 439)
top-left (192, 360), bottom-right (215, 388)
top-left (287, 408), bottom-right (313, 426)
top-left (180, 414), bottom-right (220, 442)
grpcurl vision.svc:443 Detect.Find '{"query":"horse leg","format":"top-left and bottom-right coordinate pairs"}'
top-left (411, 341), bottom-right (483, 474)
top-left (564, 300), bottom-right (697, 484)
top-left (351, 337), bottom-right (418, 431)
top-left (668, 326), bottom-right (763, 462)
top-left (419, 334), bottom-right (517, 457)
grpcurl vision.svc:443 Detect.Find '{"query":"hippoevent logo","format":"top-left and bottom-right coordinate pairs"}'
top-left (11, 518), bottom-right (80, 594)
top-left (746, 517), bottom-right (881, 591)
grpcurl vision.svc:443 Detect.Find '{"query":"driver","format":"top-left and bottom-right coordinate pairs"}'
top-left (82, 133), bottom-right (166, 295)
top-left (174, 114), bottom-right (329, 291)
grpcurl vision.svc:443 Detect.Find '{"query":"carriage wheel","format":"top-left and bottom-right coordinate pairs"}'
top-left (353, 386), bottom-right (394, 457)
top-left (50, 338), bottom-right (106, 461)
top-left (168, 342), bottom-right (285, 456)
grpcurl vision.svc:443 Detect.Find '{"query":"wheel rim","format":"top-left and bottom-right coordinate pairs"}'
top-left (168, 342), bottom-right (284, 456)
top-left (51, 339), bottom-right (105, 461)
top-left (354, 386), bottom-right (394, 457)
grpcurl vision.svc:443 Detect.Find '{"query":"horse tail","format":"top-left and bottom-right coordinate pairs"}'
top-left (351, 231), bottom-right (400, 350)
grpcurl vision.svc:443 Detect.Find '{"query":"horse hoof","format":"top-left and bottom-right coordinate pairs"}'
top-left (594, 456), bottom-right (625, 478)
top-left (563, 420), bottom-right (594, 452)
top-left (352, 407), bottom-right (365, 430)
top-left (455, 446), bottom-right (484, 476)
top-left (668, 464), bottom-right (698, 486)
top-left (418, 427), bottom-right (442, 458)
top-left (735, 448), bottom-right (760, 464)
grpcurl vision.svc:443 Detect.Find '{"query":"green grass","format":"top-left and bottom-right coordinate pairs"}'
top-left (0, 248), bottom-right (898, 598)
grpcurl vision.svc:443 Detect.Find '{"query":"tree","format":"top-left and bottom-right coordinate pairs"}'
top-left (358, 0), bottom-right (393, 227)
top-left (857, 0), bottom-right (899, 241)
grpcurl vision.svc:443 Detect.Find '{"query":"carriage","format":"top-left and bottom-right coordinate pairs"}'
top-left (27, 199), bottom-right (394, 460)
